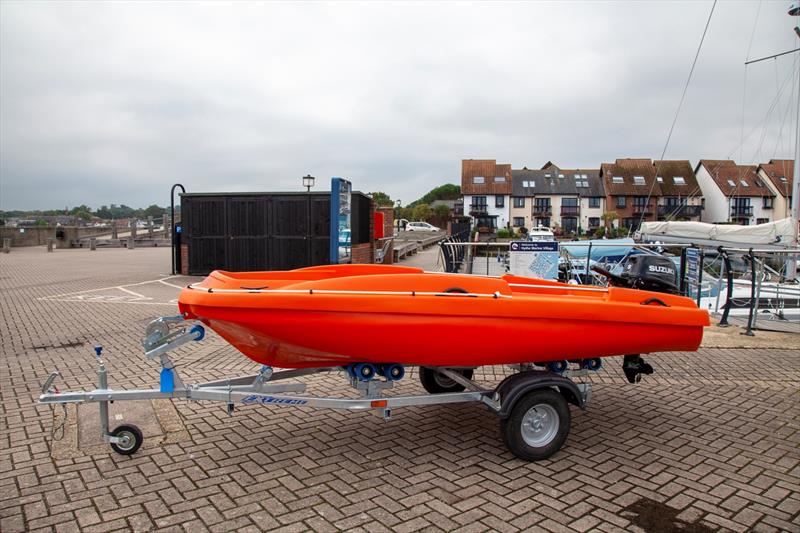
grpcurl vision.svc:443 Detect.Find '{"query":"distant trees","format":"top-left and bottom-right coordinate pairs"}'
top-left (1, 203), bottom-right (168, 222)
top-left (408, 184), bottom-right (460, 208)
top-left (371, 192), bottom-right (394, 207)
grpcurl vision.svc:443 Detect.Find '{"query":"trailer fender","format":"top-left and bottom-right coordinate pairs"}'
top-left (492, 371), bottom-right (587, 419)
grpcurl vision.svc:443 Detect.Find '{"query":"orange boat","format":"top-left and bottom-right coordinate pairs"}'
top-left (178, 263), bottom-right (709, 370)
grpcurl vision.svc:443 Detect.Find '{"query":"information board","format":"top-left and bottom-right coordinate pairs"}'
top-left (508, 241), bottom-right (559, 280)
top-left (330, 178), bottom-right (352, 264)
top-left (686, 247), bottom-right (700, 298)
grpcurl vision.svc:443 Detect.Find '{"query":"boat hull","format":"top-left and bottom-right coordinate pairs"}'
top-left (178, 265), bottom-right (709, 369)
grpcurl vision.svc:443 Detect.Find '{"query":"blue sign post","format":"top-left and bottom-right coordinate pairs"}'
top-left (686, 247), bottom-right (699, 298)
top-left (329, 178), bottom-right (352, 264)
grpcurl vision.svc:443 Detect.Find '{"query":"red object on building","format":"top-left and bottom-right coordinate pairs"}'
top-left (374, 212), bottom-right (385, 239)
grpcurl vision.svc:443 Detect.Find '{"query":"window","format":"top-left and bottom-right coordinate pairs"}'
top-left (633, 176), bottom-right (645, 185)
top-left (544, 173), bottom-right (552, 178)
top-left (562, 198), bottom-right (579, 207)
top-left (581, 174), bottom-right (587, 180)
top-left (588, 217), bottom-right (600, 228)
top-left (740, 180), bottom-right (749, 187)
top-left (656, 176), bottom-right (663, 183)
top-left (612, 176), bottom-right (624, 184)
top-left (574, 174), bottom-right (580, 179)
top-left (562, 217), bottom-right (578, 233)
top-left (616, 196), bottom-right (626, 208)
top-left (558, 174), bottom-right (564, 179)
top-left (513, 217), bottom-right (525, 227)
top-left (534, 198), bottom-right (551, 208)
top-left (513, 197), bottom-right (525, 208)
top-left (472, 196), bottom-right (487, 208)
top-left (727, 179), bottom-right (736, 187)
top-left (780, 176), bottom-right (788, 182)
top-left (763, 197), bottom-right (773, 209)
top-left (494, 176), bottom-right (506, 183)
top-left (674, 177), bottom-right (686, 185)
top-left (473, 176), bottom-right (485, 184)
top-left (495, 195), bottom-right (505, 208)
top-left (756, 218), bottom-right (769, 225)
top-left (588, 197), bottom-right (601, 208)
top-left (522, 180), bottom-right (529, 188)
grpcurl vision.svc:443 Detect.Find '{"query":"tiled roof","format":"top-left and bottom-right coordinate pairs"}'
top-left (461, 159), bottom-right (513, 195)
top-left (600, 158), bottom-right (661, 196)
top-left (697, 160), bottom-right (774, 198)
top-left (653, 160), bottom-right (701, 197)
top-left (758, 159), bottom-right (794, 198)
top-left (511, 166), bottom-right (602, 197)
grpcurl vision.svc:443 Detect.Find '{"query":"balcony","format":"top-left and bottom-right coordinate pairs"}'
top-left (469, 204), bottom-right (488, 216)
top-left (731, 206), bottom-right (753, 217)
top-left (532, 206), bottom-right (552, 217)
top-left (560, 206), bottom-right (580, 216)
top-left (631, 203), bottom-right (654, 215)
top-left (657, 205), bottom-right (703, 218)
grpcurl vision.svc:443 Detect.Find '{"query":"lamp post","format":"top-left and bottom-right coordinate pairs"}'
top-left (302, 174), bottom-right (315, 193)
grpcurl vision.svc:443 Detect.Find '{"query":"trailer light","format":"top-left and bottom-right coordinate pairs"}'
top-left (371, 400), bottom-right (388, 408)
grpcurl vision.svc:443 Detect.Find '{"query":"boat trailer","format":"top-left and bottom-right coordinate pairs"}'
top-left (39, 315), bottom-right (600, 461)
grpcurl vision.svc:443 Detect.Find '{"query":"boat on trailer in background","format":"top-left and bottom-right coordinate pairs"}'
top-left (39, 261), bottom-right (708, 462)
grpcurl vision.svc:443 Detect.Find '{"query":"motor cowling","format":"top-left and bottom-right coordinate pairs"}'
top-left (618, 255), bottom-right (679, 294)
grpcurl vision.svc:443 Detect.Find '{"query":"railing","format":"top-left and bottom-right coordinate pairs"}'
top-left (658, 205), bottom-right (703, 217)
top-left (730, 206), bottom-right (753, 216)
top-left (560, 206), bottom-right (580, 216)
top-left (532, 206), bottom-right (552, 216)
top-left (469, 204), bottom-right (488, 215)
top-left (632, 203), bottom-right (654, 214)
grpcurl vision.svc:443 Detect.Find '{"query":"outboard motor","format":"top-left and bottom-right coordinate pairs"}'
top-left (618, 255), bottom-right (679, 294)
top-left (591, 254), bottom-right (680, 384)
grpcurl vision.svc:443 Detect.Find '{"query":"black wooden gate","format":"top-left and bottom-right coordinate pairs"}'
top-left (182, 192), bottom-right (333, 275)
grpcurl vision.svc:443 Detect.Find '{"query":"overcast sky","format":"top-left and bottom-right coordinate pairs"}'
top-left (1, 1), bottom-right (797, 211)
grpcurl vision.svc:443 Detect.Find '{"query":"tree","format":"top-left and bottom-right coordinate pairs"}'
top-left (601, 211), bottom-right (618, 232)
top-left (409, 184), bottom-right (461, 208)
top-left (143, 204), bottom-right (166, 218)
top-left (371, 192), bottom-right (394, 207)
top-left (412, 203), bottom-right (432, 222)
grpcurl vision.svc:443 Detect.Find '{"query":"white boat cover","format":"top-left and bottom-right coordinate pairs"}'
top-left (638, 217), bottom-right (797, 248)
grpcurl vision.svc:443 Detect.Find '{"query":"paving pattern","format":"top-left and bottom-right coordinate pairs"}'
top-left (1, 246), bottom-right (799, 532)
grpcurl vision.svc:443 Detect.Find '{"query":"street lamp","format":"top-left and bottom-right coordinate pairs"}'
top-left (302, 174), bottom-right (315, 193)
top-left (396, 199), bottom-right (401, 208)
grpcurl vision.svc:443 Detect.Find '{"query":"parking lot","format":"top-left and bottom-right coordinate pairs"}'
top-left (1, 246), bottom-right (798, 532)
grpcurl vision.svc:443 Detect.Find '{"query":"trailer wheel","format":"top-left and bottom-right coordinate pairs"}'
top-left (500, 389), bottom-right (570, 461)
top-left (419, 367), bottom-right (474, 393)
top-left (110, 424), bottom-right (143, 455)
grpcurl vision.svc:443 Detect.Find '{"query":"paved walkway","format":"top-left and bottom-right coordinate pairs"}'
top-left (1, 246), bottom-right (798, 532)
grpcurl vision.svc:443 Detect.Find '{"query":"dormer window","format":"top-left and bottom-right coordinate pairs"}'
top-left (633, 176), bottom-right (645, 185)
top-left (727, 179), bottom-right (736, 187)
top-left (656, 176), bottom-right (663, 183)
top-left (740, 180), bottom-right (749, 187)
top-left (494, 176), bottom-right (506, 183)
top-left (674, 177), bottom-right (686, 185)
top-left (612, 176), bottom-right (624, 184)
top-left (473, 176), bottom-right (485, 184)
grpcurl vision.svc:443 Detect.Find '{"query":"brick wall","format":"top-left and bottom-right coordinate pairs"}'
top-left (351, 243), bottom-right (373, 264)
top-left (180, 244), bottom-right (189, 275)
top-left (376, 207), bottom-right (394, 264)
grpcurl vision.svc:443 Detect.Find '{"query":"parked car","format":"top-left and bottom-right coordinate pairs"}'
top-left (405, 221), bottom-right (441, 232)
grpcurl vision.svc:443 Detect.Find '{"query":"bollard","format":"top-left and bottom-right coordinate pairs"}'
top-left (47, 238), bottom-right (55, 252)
top-left (111, 222), bottom-right (118, 239)
top-left (148, 216), bottom-right (154, 239)
top-left (128, 236), bottom-right (135, 250)
top-left (90, 237), bottom-right (97, 251)
top-left (2, 238), bottom-right (10, 253)
top-left (131, 219), bottom-right (138, 239)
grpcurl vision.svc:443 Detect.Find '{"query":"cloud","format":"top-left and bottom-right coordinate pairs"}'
top-left (1, 1), bottom-right (796, 210)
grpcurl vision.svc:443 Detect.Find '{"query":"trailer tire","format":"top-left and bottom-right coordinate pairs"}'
top-left (419, 367), bottom-right (474, 393)
top-left (500, 389), bottom-right (570, 461)
top-left (110, 424), bottom-right (143, 455)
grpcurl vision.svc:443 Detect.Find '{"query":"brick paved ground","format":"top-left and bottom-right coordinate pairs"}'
top-left (1, 246), bottom-right (798, 532)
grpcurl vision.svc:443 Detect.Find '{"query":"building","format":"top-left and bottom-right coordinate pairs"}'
top-left (652, 160), bottom-right (704, 221)
top-left (695, 160), bottom-right (776, 225)
top-left (600, 159), bottom-right (662, 231)
top-left (510, 163), bottom-right (604, 234)
top-left (461, 159), bottom-right (512, 231)
top-left (758, 159), bottom-right (794, 220)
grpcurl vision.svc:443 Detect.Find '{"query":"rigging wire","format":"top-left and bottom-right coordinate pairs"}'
top-left (631, 0), bottom-right (717, 235)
